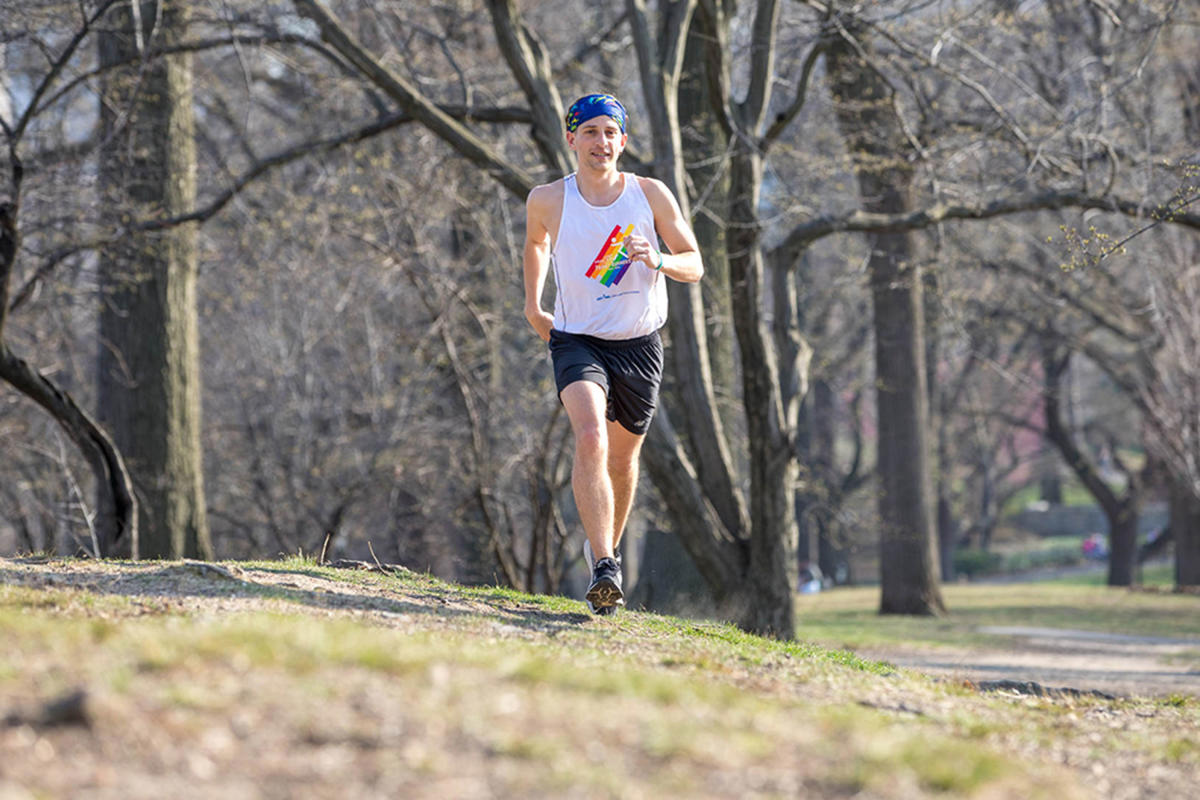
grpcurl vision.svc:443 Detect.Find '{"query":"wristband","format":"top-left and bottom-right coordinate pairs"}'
top-left (655, 251), bottom-right (664, 271)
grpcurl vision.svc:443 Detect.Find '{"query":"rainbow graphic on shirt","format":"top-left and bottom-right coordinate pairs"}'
top-left (586, 224), bottom-right (634, 287)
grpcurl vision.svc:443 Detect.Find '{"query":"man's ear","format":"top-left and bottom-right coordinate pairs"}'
top-left (566, 131), bottom-right (577, 149)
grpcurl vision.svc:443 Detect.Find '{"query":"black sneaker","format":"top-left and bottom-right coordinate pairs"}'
top-left (582, 540), bottom-right (622, 615)
top-left (586, 556), bottom-right (624, 611)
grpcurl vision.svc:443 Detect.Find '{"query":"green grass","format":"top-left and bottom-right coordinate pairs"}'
top-left (0, 576), bottom-right (1036, 796)
top-left (1047, 563), bottom-right (1176, 587)
top-left (795, 581), bottom-right (1200, 650)
top-left (2, 557), bottom-right (1197, 798)
top-left (1001, 481), bottom-right (1099, 516)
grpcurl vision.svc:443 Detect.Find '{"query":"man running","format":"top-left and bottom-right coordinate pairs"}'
top-left (522, 93), bottom-right (704, 614)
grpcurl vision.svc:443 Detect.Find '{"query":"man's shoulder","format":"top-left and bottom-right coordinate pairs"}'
top-left (527, 178), bottom-right (566, 206)
top-left (633, 174), bottom-right (672, 201)
top-left (526, 179), bottom-right (565, 232)
top-left (632, 175), bottom-right (679, 212)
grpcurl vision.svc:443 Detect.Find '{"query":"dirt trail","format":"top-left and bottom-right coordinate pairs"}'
top-left (857, 625), bottom-right (1200, 698)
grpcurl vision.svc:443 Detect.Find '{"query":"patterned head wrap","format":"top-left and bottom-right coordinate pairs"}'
top-left (564, 93), bottom-right (627, 133)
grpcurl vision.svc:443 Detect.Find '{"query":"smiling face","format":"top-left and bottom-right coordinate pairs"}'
top-left (566, 116), bottom-right (627, 174)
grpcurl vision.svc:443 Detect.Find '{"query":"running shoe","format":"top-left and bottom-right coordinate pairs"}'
top-left (583, 539), bottom-right (622, 615)
top-left (586, 556), bottom-right (624, 611)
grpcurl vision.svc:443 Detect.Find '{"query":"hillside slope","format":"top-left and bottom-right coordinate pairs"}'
top-left (0, 557), bottom-right (1196, 799)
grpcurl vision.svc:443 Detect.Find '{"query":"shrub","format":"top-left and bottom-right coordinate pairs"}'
top-left (954, 549), bottom-right (1004, 578)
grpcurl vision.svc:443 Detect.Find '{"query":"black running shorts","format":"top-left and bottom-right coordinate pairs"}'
top-left (549, 329), bottom-right (664, 435)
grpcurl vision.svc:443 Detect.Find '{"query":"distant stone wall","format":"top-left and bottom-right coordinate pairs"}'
top-left (1006, 503), bottom-right (1167, 538)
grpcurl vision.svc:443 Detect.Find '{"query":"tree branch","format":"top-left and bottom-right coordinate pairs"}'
top-left (1042, 344), bottom-right (1126, 518)
top-left (976, 258), bottom-right (1148, 345)
top-left (486, 0), bottom-right (572, 176)
top-left (11, 0), bottom-right (123, 144)
top-left (10, 106), bottom-right (461, 313)
top-left (32, 33), bottom-right (354, 119)
top-left (0, 343), bottom-right (137, 552)
top-left (770, 190), bottom-right (1200, 268)
top-left (738, 0), bottom-right (780, 129)
top-left (293, 0), bottom-right (535, 198)
top-left (762, 40), bottom-right (825, 147)
top-left (695, 0), bottom-right (734, 139)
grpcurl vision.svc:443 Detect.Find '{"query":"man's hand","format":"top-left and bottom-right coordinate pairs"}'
top-left (526, 307), bottom-right (554, 342)
top-left (625, 233), bottom-right (661, 270)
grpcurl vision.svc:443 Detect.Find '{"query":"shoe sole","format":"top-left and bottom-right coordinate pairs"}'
top-left (586, 578), bottom-right (624, 609)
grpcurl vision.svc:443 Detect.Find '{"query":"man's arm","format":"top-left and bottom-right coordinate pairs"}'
top-left (631, 177), bottom-right (704, 283)
top-left (523, 185), bottom-right (556, 342)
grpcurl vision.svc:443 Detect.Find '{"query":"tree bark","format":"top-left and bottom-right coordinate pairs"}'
top-left (694, 0), bottom-right (803, 636)
top-left (825, 14), bottom-right (944, 615)
top-left (727, 145), bottom-right (799, 635)
top-left (679, 5), bottom-right (736, 408)
top-left (96, 0), bottom-right (210, 559)
top-left (626, 0), bottom-right (750, 544)
top-left (1170, 478), bottom-right (1200, 588)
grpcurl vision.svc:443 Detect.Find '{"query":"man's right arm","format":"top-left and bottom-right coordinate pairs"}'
top-left (523, 186), bottom-right (555, 342)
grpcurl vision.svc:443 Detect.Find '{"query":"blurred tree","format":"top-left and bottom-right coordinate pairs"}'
top-left (1, 0), bottom-right (137, 554)
top-left (96, 0), bottom-right (210, 559)
top-left (825, 8), bottom-right (944, 615)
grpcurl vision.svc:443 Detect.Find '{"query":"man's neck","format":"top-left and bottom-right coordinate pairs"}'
top-left (575, 166), bottom-right (624, 206)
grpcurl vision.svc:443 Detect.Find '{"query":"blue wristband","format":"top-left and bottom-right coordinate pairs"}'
top-left (655, 251), bottom-right (664, 271)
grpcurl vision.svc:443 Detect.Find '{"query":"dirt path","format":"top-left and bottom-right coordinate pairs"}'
top-left (855, 625), bottom-right (1200, 698)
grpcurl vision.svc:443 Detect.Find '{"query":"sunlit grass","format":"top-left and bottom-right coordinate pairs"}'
top-left (4, 557), bottom-right (1192, 798)
top-left (796, 580), bottom-right (1200, 649)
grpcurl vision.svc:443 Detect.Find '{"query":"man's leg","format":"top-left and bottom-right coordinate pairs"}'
top-left (607, 418), bottom-right (645, 551)
top-left (559, 380), bottom-right (616, 561)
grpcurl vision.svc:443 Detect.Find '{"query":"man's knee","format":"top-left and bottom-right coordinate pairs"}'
top-left (608, 448), bottom-right (639, 476)
top-left (574, 424), bottom-right (608, 461)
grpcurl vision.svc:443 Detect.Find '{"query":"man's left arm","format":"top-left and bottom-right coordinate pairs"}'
top-left (633, 178), bottom-right (704, 283)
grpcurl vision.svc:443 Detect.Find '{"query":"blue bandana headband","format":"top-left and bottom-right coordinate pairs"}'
top-left (565, 93), bottom-right (627, 133)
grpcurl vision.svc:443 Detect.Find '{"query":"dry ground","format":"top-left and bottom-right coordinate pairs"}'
top-left (0, 557), bottom-right (1197, 799)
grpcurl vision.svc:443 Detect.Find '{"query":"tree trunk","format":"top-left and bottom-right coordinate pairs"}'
top-left (1042, 342), bottom-right (1139, 586)
top-left (928, 271), bottom-right (958, 581)
top-left (1170, 478), bottom-right (1200, 587)
top-left (96, 0), bottom-right (210, 559)
top-left (1039, 468), bottom-right (1064, 505)
top-left (726, 141), bottom-right (799, 636)
top-left (810, 378), bottom-right (853, 583)
top-left (679, 8), bottom-right (736, 409)
top-left (1107, 508), bottom-right (1139, 587)
top-left (0, 127), bottom-right (137, 555)
top-left (826, 17), bottom-right (944, 615)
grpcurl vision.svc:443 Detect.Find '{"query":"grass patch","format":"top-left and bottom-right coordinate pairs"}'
top-left (1047, 562), bottom-right (1176, 587)
top-left (796, 581), bottom-right (1200, 649)
top-left (1002, 481), bottom-right (1097, 515)
top-left (1, 557), bottom-right (1193, 798)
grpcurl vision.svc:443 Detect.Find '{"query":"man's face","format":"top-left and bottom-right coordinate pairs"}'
top-left (566, 116), bottom-right (627, 171)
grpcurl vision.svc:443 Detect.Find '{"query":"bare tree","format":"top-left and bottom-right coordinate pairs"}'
top-left (6, 0), bottom-right (1200, 638)
top-left (96, 0), bottom-right (210, 559)
top-left (1, 0), bottom-right (137, 554)
top-left (824, 7), bottom-right (944, 614)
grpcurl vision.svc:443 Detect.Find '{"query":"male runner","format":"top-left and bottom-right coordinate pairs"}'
top-left (522, 93), bottom-right (704, 614)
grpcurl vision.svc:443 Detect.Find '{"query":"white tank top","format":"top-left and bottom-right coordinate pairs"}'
top-left (551, 173), bottom-right (667, 339)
